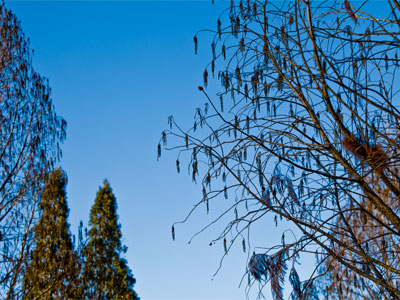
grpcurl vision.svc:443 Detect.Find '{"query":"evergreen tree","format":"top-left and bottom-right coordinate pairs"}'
top-left (22, 169), bottom-right (80, 299)
top-left (83, 181), bottom-right (139, 300)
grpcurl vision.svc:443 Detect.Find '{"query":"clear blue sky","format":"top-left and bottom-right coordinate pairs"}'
top-left (7, 1), bottom-right (294, 299)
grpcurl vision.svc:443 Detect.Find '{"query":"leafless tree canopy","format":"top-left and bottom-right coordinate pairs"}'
top-left (162, 0), bottom-right (400, 299)
top-left (0, 5), bottom-right (66, 299)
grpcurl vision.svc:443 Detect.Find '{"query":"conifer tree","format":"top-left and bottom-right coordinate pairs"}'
top-left (83, 181), bottom-right (139, 300)
top-left (22, 169), bottom-right (80, 299)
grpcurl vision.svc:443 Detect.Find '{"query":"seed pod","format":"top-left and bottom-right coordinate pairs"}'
top-left (203, 69), bottom-right (208, 87)
top-left (157, 143), bottom-right (161, 160)
top-left (289, 15), bottom-right (294, 25)
top-left (193, 36), bottom-right (198, 54)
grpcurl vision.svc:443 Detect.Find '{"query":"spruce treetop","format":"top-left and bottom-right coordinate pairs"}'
top-left (23, 168), bottom-right (80, 300)
top-left (83, 180), bottom-right (139, 300)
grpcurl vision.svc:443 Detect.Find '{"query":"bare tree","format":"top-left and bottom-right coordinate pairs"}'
top-left (0, 5), bottom-right (66, 299)
top-left (161, 0), bottom-right (400, 298)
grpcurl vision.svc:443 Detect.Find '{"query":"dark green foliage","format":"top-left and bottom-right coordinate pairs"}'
top-left (22, 169), bottom-right (80, 299)
top-left (82, 181), bottom-right (139, 300)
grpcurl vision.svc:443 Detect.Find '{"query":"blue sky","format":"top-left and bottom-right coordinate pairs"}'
top-left (6, 1), bottom-right (392, 300)
top-left (6, 1), bottom-right (298, 299)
